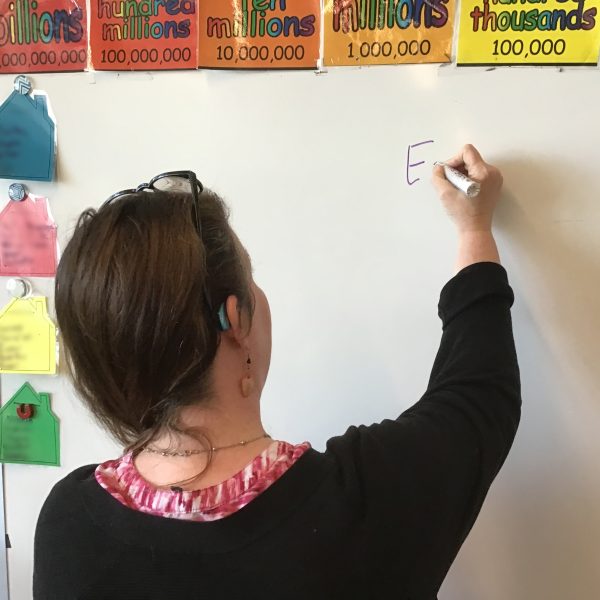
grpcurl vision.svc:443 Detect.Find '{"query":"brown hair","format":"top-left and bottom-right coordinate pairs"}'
top-left (55, 189), bottom-right (253, 452)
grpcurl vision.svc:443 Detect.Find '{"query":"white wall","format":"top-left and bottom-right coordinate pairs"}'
top-left (1, 64), bottom-right (599, 599)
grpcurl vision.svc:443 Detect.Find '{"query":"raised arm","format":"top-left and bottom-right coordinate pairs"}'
top-left (326, 144), bottom-right (521, 596)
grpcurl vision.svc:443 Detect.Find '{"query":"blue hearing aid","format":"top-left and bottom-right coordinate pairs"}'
top-left (217, 302), bottom-right (231, 331)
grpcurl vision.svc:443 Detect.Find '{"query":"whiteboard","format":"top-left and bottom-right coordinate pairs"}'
top-left (1, 65), bottom-right (599, 599)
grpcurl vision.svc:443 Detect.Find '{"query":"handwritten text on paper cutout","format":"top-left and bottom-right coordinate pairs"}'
top-left (0, 297), bottom-right (57, 374)
top-left (0, 194), bottom-right (58, 276)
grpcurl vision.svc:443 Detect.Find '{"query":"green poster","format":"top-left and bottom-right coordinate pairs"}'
top-left (0, 382), bottom-right (59, 466)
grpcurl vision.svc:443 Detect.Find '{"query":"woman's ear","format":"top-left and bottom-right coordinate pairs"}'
top-left (222, 295), bottom-right (247, 342)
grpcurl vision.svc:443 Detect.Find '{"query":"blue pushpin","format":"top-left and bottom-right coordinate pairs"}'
top-left (8, 183), bottom-right (26, 201)
top-left (13, 75), bottom-right (32, 96)
top-left (8, 183), bottom-right (27, 201)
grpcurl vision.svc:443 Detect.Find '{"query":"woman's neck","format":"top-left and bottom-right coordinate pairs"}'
top-left (132, 399), bottom-right (273, 490)
top-left (133, 434), bottom-right (275, 490)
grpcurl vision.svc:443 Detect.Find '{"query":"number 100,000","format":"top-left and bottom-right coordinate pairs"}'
top-left (492, 38), bottom-right (566, 57)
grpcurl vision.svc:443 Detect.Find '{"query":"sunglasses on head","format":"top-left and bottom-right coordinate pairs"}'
top-left (101, 171), bottom-right (230, 332)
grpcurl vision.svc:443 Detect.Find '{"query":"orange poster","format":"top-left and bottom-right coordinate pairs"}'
top-left (198, 0), bottom-right (320, 69)
top-left (90, 0), bottom-right (198, 70)
top-left (324, 0), bottom-right (455, 66)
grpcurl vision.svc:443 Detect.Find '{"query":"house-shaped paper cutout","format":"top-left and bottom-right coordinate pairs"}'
top-left (0, 90), bottom-right (56, 182)
top-left (0, 194), bottom-right (58, 276)
top-left (0, 382), bottom-right (60, 466)
top-left (0, 297), bottom-right (57, 374)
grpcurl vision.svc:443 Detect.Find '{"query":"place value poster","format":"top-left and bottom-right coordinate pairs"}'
top-left (457, 0), bottom-right (600, 64)
top-left (90, 0), bottom-right (198, 69)
top-left (0, 0), bottom-right (87, 72)
top-left (198, 0), bottom-right (320, 68)
top-left (324, 0), bottom-right (455, 65)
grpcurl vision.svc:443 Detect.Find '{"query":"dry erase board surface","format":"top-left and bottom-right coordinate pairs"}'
top-left (1, 66), bottom-right (599, 600)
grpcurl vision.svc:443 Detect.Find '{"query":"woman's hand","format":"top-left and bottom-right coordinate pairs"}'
top-left (432, 144), bottom-right (503, 234)
top-left (432, 144), bottom-right (503, 272)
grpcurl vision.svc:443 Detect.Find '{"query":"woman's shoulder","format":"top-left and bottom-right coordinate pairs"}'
top-left (51, 463), bottom-right (99, 491)
top-left (38, 464), bottom-right (98, 525)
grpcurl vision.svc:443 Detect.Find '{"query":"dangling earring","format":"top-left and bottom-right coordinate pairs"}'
top-left (240, 352), bottom-right (255, 398)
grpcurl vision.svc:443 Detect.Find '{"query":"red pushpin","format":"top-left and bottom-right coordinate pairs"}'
top-left (16, 404), bottom-right (34, 420)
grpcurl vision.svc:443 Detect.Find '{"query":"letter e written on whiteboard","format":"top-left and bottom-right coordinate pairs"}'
top-left (406, 140), bottom-right (434, 186)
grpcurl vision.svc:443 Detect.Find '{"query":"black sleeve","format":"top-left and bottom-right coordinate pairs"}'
top-left (325, 262), bottom-right (521, 595)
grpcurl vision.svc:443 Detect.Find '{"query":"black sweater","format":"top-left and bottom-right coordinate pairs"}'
top-left (34, 262), bottom-right (521, 600)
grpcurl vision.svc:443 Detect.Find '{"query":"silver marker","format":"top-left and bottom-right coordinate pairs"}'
top-left (434, 162), bottom-right (481, 198)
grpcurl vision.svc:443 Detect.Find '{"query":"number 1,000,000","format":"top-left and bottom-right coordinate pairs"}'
top-left (347, 39), bottom-right (431, 60)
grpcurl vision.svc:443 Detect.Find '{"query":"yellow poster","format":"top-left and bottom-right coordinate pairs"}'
top-left (458, 0), bottom-right (600, 65)
top-left (324, 0), bottom-right (455, 66)
top-left (0, 297), bottom-right (57, 375)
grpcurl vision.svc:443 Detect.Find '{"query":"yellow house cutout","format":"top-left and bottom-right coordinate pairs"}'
top-left (0, 297), bottom-right (57, 375)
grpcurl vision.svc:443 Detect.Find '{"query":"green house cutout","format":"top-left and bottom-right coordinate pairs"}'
top-left (0, 382), bottom-right (59, 466)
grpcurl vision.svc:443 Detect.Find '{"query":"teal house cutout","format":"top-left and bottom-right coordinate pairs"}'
top-left (0, 382), bottom-right (60, 466)
top-left (0, 91), bottom-right (56, 182)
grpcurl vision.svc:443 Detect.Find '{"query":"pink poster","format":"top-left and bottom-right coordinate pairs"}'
top-left (0, 194), bottom-right (57, 277)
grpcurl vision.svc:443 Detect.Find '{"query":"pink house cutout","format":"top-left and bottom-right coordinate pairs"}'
top-left (0, 194), bottom-right (57, 277)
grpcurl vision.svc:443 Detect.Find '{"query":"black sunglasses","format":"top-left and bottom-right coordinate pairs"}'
top-left (100, 171), bottom-right (230, 331)
top-left (102, 170), bottom-right (204, 236)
